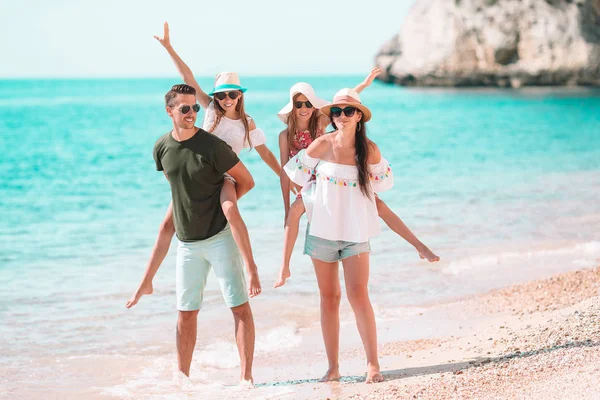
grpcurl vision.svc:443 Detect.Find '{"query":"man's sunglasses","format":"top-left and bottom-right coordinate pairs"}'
top-left (330, 106), bottom-right (357, 118)
top-left (179, 104), bottom-right (201, 114)
top-left (214, 91), bottom-right (241, 101)
top-left (294, 100), bottom-right (313, 109)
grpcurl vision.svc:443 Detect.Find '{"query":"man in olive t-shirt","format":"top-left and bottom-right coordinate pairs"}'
top-left (152, 84), bottom-right (257, 382)
top-left (153, 117), bottom-right (238, 242)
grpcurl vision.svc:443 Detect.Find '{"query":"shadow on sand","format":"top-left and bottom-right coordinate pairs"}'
top-left (256, 339), bottom-right (599, 388)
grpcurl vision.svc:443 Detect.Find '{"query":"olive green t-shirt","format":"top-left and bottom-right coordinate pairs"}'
top-left (153, 128), bottom-right (240, 242)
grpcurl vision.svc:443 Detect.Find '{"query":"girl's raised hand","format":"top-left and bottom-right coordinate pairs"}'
top-left (153, 21), bottom-right (171, 48)
top-left (363, 67), bottom-right (382, 87)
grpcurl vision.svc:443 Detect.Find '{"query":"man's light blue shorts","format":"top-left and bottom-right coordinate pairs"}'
top-left (176, 224), bottom-right (248, 311)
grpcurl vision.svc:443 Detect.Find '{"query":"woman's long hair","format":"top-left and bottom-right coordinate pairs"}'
top-left (209, 93), bottom-right (252, 148)
top-left (285, 94), bottom-right (320, 153)
top-left (331, 116), bottom-right (371, 199)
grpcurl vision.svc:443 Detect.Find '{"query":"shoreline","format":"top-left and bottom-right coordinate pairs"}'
top-left (5, 265), bottom-right (600, 399)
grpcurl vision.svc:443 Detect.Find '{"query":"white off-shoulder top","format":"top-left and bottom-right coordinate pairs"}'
top-left (284, 149), bottom-right (394, 243)
top-left (202, 102), bottom-right (267, 155)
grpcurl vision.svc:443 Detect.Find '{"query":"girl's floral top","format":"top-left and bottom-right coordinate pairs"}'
top-left (289, 129), bottom-right (323, 158)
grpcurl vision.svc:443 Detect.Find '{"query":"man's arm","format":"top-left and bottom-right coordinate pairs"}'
top-left (226, 161), bottom-right (255, 199)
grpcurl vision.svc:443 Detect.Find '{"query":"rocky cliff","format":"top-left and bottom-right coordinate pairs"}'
top-left (375, 0), bottom-right (600, 87)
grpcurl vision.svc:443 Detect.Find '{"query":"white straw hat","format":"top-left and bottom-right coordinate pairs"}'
top-left (208, 72), bottom-right (247, 95)
top-left (277, 82), bottom-right (330, 123)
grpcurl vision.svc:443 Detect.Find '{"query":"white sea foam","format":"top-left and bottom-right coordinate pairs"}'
top-left (100, 325), bottom-right (304, 398)
top-left (100, 357), bottom-right (297, 400)
top-left (99, 358), bottom-right (219, 400)
top-left (195, 340), bottom-right (240, 369)
top-left (447, 241), bottom-right (600, 274)
top-left (194, 324), bottom-right (302, 369)
top-left (255, 325), bottom-right (303, 353)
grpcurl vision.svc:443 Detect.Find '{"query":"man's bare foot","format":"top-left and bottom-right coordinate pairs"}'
top-left (273, 266), bottom-right (291, 288)
top-left (247, 269), bottom-right (262, 298)
top-left (174, 370), bottom-right (193, 388)
top-left (417, 245), bottom-right (440, 262)
top-left (239, 378), bottom-right (254, 388)
top-left (319, 368), bottom-right (341, 382)
top-left (366, 364), bottom-right (384, 384)
top-left (125, 281), bottom-right (153, 308)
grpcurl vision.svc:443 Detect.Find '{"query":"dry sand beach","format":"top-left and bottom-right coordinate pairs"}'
top-left (242, 265), bottom-right (600, 400)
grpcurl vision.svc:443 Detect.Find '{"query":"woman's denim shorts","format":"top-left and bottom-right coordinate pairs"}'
top-left (303, 224), bottom-right (371, 262)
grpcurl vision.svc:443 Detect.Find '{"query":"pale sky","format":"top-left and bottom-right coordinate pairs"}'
top-left (0, 0), bottom-right (413, 78)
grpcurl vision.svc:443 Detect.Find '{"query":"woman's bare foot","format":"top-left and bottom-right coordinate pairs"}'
top-left (319, 368), bottom-right (341, 382)
top-left (366, 364), bottom-right (384, 384)
top-left (273, 266), bottom-right (291, 288)
top-left (125, 281), bottom-right (153, 308)
top-left (247, 268), bottom-right (262, 298)
top-left (417, 244), bottom-right (440, 262)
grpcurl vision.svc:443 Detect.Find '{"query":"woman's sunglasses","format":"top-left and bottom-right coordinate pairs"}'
top-left (214, 91), bottom-right (241, 101)
top-left (330, 106), bottom-right (357, 118)
top-left (294, 100), bottom-right (313, 109)
top-left (179, 104), bottom-right (201, 114)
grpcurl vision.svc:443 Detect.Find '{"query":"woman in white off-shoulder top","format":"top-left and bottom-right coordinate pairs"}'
top-left (283, 89), bottom-right (439, 384)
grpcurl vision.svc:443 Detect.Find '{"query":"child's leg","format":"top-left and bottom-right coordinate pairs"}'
top-left (220, 179), bottom-right (261, 298)
top-left (274, 196), bottom-right (305, 288)
top-left (375, 196), bottom-right (440, 262)
top-left (126, 202), bottom-right (176, 308)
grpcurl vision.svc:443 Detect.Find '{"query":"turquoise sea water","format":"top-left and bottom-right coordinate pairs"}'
top-left (1, 77), bottom-right (599, 398)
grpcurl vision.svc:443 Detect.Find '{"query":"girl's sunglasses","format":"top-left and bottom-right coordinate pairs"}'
top-left (294, 100), bottom-right (313, 109)
top-left (214, 91), bottom-right (241, 100)
top-left (179, 104), bottom-right (201, 114)
top-left (330, 106), bottom-right (357, 118)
